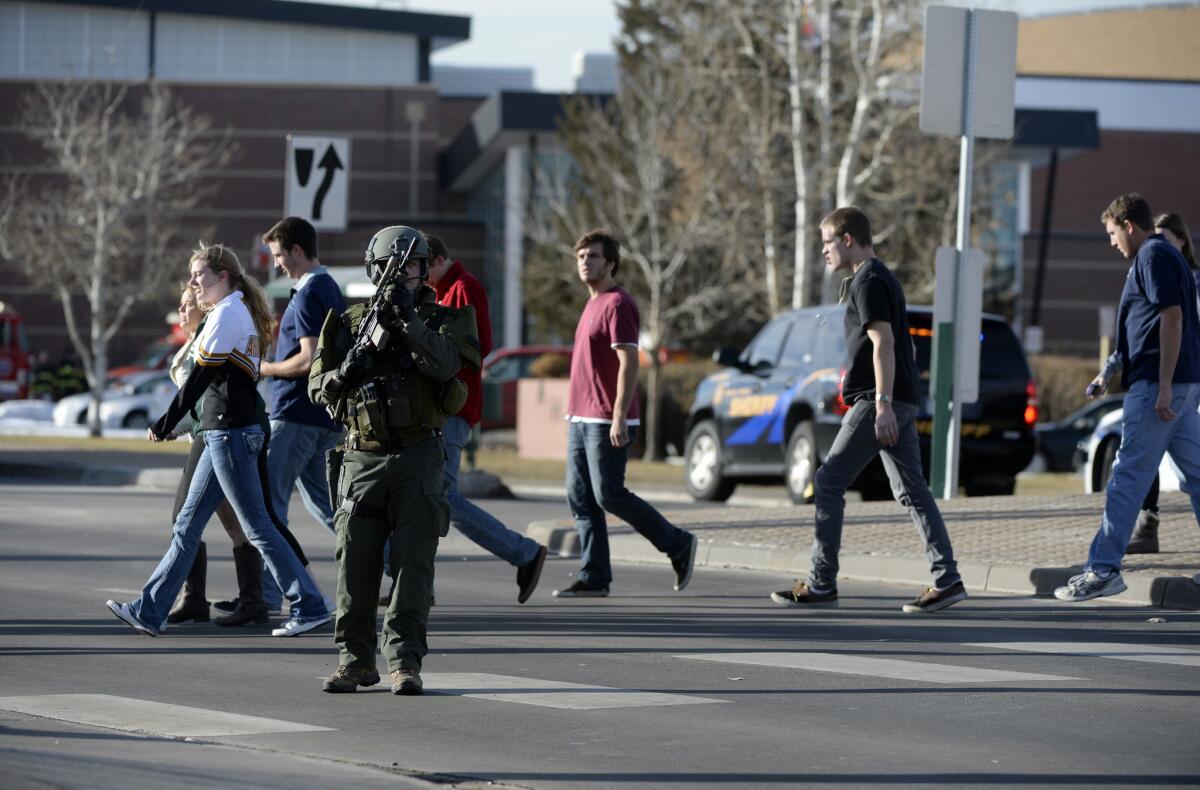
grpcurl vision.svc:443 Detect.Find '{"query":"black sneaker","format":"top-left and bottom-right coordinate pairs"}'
top-left (902, 581), bottom-right (968, 613)
top-left (769, 582), bottom-right (838, 607)
top-left (322, 665), bottom-right (381, 693)
top-left (670, 533), bottom-right (698, 592)
top-left (516, 545), bottom-right (548, 604)
top-left (552, 579), bottom-right (610, 598)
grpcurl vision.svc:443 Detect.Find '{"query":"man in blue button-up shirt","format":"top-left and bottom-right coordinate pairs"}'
top-left (1057, 194), bottom-right (1200, 601)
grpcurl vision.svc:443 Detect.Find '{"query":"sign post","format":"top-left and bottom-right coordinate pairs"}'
top-left (284, 134), bottom-right (351, 232)
top-left (920, 5), bottom-right (1017, 498)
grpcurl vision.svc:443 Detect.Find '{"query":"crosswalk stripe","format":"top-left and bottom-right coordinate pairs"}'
top-left (424, 672), bottom-right (726, 710)
top-left (677, 653), bottom-right (1081, 683)
top-left (968, 642), bottom-right (1200, 667)
top-left (0, 694), bottom-right (333, 738)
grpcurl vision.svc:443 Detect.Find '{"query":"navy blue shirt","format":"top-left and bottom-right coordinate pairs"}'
top-left (270, 268), bottom-right (346, 427)
top-left (1116, 234), bottom-right (1200, 388)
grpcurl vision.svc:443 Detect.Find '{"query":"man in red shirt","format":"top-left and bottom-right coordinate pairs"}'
top-left (551, 228), bottom-right (697, 598)
top-left (424, 234), bottom-right (547, 602)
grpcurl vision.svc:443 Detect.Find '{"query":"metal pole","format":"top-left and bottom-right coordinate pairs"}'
top-left (1030, 147), bottom-right (1059, 328)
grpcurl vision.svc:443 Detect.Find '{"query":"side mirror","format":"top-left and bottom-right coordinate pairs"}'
top-left (713, 347), bottom-right (743, 369)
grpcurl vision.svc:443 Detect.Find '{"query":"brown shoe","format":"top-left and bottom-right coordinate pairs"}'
top-left (321, 665), bottom-right (381, 693)
top-left (390, 668), bottom-right (423, 696)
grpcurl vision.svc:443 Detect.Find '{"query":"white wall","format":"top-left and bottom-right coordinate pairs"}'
top-left (0, 1), bottom-right (149, 79)
top-left (1016, 75), bottom-right (1200, 133)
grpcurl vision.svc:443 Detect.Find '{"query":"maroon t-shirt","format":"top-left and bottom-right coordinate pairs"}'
top-left (567, 286), bottom-right (641, 423)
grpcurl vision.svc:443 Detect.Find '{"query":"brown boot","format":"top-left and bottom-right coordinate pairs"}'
top-left (1126, 509), bottom-right (1160, 554)
top-left (167, 541), bottom-right (210, 624)
top-left (214, 543), bottom-right (270, 626)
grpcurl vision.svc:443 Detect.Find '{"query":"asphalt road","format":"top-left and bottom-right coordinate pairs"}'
top-left (1, 481), bottom-right (1198, 789)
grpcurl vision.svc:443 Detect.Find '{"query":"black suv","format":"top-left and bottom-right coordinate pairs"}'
top-left (683, 305), bottom-right (1037, 502)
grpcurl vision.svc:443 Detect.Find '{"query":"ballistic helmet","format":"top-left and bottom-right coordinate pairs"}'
top-left (363, 225), bottom-right (430, 286)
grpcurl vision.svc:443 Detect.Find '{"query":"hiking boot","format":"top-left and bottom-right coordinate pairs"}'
top-left (321, 665), bottom-right (381, 693)
top-left (1126, 509), bottom-right (1160, 554)
top-left (670, 532), bottom-right (698, 592)
top-left (391, 668), bottom-right (423, 696)
top-left (271, 611), bottom-right (333, 637)
top-left (105, 600), bottom-right (159, 637)
top-left (552, 579), bottom-right (610, 598)
top-left (902, 581), bottom-right (968, 613)
top-left (770, 581), bottom-right (838, 607)
top-left (167, 541), bottom-right (209, 624)
top-left (1054, 571), bottom-right (1127, 602)
top-left (517, 545), bottom-right (547, 603)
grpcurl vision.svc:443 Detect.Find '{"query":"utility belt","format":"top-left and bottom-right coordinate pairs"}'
top-left (345, 428), bottom-right (441, 454)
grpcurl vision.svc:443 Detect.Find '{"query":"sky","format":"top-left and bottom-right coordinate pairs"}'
top-left (315, 1), bottom-right (1190, 93)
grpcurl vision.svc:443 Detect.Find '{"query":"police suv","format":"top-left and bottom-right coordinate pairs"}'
top-left (683, 305), bottom-right (1037, 502)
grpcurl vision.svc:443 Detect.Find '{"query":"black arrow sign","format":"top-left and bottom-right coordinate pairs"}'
top-left (312, 144), bottom-right (344, 221)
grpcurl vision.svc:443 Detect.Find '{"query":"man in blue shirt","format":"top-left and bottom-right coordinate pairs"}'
top-left (256, 217), bottom-right (346, 609)
top-left (1057, 194), bottom-right (1200, 601)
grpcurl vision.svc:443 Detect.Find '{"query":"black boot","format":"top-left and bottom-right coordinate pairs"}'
top-left (214, 543), bottom-right (270, 626)
top-left (167, 541), bottom-right (210, 624)
top-left (1126, 509), bottom-right (1160, 554)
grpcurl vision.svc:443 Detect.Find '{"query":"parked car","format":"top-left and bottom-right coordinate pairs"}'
top-left (1080, 406), bottom-right (1182, 494)
top-left (1035, 394), bottom-right (1124, 472)
top-left (52, 370), bottom-right (177, 429)
top-left (481, 345), bottom-right (572, 430)
top-left (683, 304), bottom-right (1038, 503)
top-left (107, 328), bottom-right (187, 379)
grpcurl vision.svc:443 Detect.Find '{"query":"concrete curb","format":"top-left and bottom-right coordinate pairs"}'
top-left (525, 520), bottom-right (1200, 611)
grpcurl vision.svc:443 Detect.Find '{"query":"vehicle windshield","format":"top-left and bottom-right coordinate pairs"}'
top-left (907, 314), bottom-right (1030, 380)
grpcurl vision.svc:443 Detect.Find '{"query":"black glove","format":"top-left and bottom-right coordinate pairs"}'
top-left (387, 283), bottom-right (416, 324)
top-left (337, 345), bottom-right (371, 386)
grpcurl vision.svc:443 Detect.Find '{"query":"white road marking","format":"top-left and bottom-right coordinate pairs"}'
top-left (0, 694), bottom-right (333, 738)
top-left (968, 642), bottom-right (1200, 667)
top-left (424, 672), bottom-right (725, 710)
top-left (677, 653), bottom-right (1081, 683)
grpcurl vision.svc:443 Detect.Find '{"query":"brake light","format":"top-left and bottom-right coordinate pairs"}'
top-left (834, 368), bottom-right (849, 415)
top-left (1024, 379), bottom-right (1039, 426)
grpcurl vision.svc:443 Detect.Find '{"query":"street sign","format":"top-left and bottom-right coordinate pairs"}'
top-left (933, 246), bottom-right (984, 404)
top-left (284, 134), bottom-right (350, 232)
top-left (920, 6), bottom-right (1018, 140)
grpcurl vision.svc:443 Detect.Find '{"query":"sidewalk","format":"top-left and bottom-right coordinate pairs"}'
top-left (4, 445), bottom-right (1198, 609)
top-left (529, 492), bottom-right (1200, 611)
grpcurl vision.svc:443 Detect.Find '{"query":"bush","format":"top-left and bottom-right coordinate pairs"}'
top-left (529, 352), bottom-right (571, 378)
top-left (1029, 353), bottom-right (1102, 423)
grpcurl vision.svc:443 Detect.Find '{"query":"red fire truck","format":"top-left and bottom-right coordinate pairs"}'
top-left (0, 301), bottom-right (30, 401)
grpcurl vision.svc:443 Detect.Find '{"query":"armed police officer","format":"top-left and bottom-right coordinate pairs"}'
top-left (309, 226), bottom-right (479, 696)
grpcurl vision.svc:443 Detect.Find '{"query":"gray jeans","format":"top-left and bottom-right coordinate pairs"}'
top-left (807, 399), bottom-right (961, 591)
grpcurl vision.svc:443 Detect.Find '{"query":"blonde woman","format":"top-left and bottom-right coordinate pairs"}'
top-left (106, 244), bottom-right (331, 637)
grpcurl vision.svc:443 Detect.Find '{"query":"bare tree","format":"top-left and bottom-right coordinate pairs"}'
top-left (526, 66), bottom-right (745, 460)
top-left (0, 81), bottom-right (229, 435)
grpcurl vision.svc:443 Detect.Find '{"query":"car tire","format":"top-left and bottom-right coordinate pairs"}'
top-left (122, 410), bottom-right (150, 429)
top-left (684, 420), bottom-right (736, 502)
top-left (1093, 437), bottom-right (1119, 493)
top-left (785, 422), bottom-right (818, 505)
top-left (963, 477), bottom-right (1017, 497)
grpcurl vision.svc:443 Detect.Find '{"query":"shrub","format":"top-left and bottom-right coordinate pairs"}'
top-left (529, 352), bottom-right (571, 379)
top-left (1029, 353), bottom-right (1103, 423)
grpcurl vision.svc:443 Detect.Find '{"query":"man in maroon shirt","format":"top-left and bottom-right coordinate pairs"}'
top-left (424, 234), bottom-right (547, 603)
top-left (552, 228), bottom-right (697, 598)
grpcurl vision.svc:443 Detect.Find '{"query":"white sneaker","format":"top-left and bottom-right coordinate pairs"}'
top-left (105, 600), bottom-right (159, 637)
top-left (271, 611), bottom-right (333, 637)
top-left (1054, 571), bottom-right (1127, 602)
top-left (1192, 573), bottom-right (1199, 585)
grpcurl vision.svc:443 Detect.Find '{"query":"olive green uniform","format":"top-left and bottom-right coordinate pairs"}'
top-left (309, 285), bottom-right (478, 675)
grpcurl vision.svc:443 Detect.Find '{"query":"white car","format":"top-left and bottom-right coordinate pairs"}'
top-left (52, 370), bottom-right (178, 429)
top-left (1080, 407), bottom-right (1182, 494)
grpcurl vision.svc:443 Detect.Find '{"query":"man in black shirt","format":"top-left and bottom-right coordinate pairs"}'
top-left (770, 207), bottom-right (966, 614)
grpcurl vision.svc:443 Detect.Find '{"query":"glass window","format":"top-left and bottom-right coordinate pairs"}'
top-left (779, 314), bottom-right (816, 367)
top-left (812, 311), bottom-right (846, 369)
top-left (741, 315), bottom-right (791, 371)
top-left (908, 315), bottom-right (1029, 381)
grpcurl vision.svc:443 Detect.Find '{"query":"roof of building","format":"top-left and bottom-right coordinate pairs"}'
top-left (35, 0), bottom-right (470, 44)
top-left (1017, 4), bottom-right (1200, 82)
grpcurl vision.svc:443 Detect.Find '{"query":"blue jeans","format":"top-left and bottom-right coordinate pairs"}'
top-left (261, 419), bottom-right (340, 607)
top-left (443, 415), bottom-right (540, 566)
top-left (565, 421), bottom-right (690, 586)
top-left (129, 426), bottom-right (327, 629)
top-left (807, 400), bottom-right (961, 591)
top-left (1088, 380), bottom-right (1200, 574)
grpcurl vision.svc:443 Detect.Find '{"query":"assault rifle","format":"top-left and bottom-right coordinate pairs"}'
top-left (329, 235), bottom-right (420, 424)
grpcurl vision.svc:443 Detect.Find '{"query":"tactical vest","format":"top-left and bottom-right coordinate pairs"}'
top-left (340, 296), bottom-right (476, 447)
